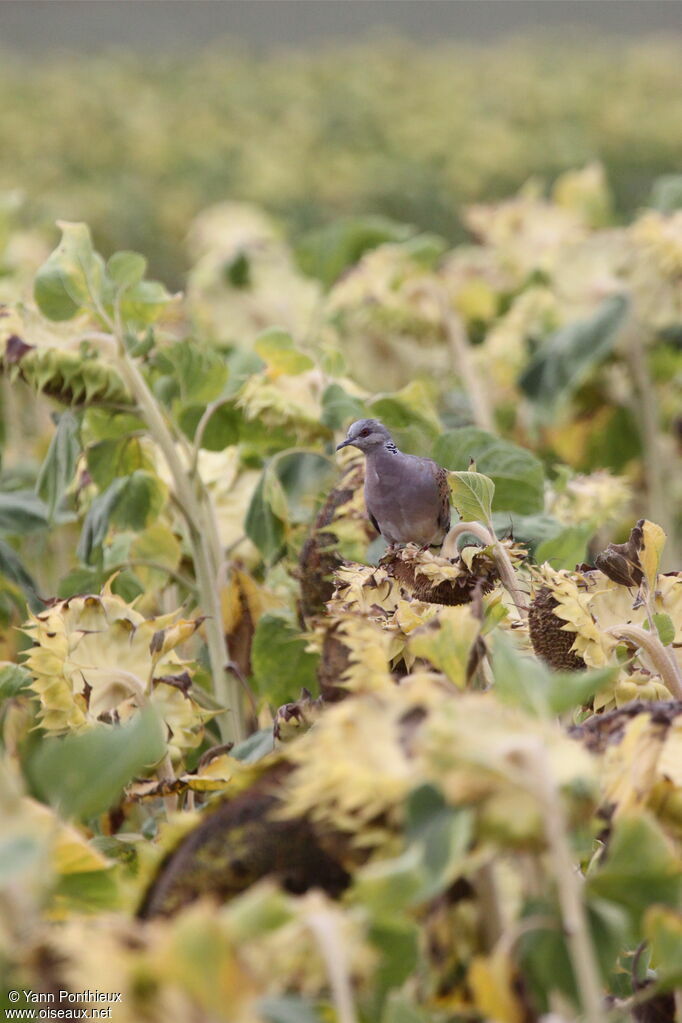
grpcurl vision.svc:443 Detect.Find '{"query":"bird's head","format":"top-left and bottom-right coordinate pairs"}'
top-left (336, 418), bottom-right (393, 453)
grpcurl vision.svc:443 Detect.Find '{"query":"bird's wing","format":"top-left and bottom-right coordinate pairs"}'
top-left (367, 508), bottom-right (381, 535)
top-left (435, 464), bottom-right (451, 533)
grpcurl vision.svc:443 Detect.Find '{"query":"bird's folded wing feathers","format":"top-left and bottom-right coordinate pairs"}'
top-left (436, 465), bottom-right (451, 533)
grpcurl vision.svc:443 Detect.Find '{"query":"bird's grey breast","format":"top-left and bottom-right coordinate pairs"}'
top-left (364, 448), bottom-right (444, 544)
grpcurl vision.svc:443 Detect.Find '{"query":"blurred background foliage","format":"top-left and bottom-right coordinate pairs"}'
top-left (0, 35), bottom-right (681, 285)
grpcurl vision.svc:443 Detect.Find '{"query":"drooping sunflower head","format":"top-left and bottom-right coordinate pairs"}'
top-left (23, 586), bottom-right (209, 758)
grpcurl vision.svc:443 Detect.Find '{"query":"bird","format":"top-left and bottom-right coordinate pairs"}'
top-left (336, 419), bottom-right (451, 547)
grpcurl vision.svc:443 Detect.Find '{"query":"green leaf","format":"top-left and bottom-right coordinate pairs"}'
top-left (178, 402), bottom-right (240, 450)
top-left (490, 512), bottom-right (566, 555)
top-left (0, 662), bottom-right (32, 700)
top-left (351, 845), bottom-right (425, 918)
top-left (77, 478), bottom-right (128, 564)
top-left (652, 612), bottom-right (675, 647)
top-left (110, 569), bottom-right (145, 603)
top-left (587, 814), bottom-right (682, 928)
top-left (34, 221), bottom-right (104, 321)
top-left (223, 250), bottom-right (251, 288)
top-left (259, 997), bottom-right (324, 1023)
top-left (296, 214), bottom-right (416, 287)
top-left (0, 539), bottom-right (40, 609)
top-left (409, 606), bottom-right (479, 689)
top-left (492, 632), bottom-right (553, 716)
top-left (583, 403), bottom-right (642, 474)
top-left (520, 896), bottom-right (628, 1011)
top-left (110, 470), bottom-right (166, 532)
top-left (51, 868), bottom-right (119, 913)
top-left (262, 465), bottom-right (289, 521)
top-left (434, 428), bottom-right (544, 515)
top-left (32, 263), bottom-right (79, 321)
top-left (269, 451), bottom-right (334, 525)
top-left (129, 523), bottom-right (181, 576)
top-left (254, 328), bottom-right (314, 376)
top-left (535, 523), bottom-right (593, 570)
top-left (492, 633), bottom-right (617, 716)
top-left (245, 475), bottom-right (285, 563)
top-left (320, 383), bottom-right (365, 431)
top-left (649, 174), bottom-right (682, 213)
top-left (152, 339), bottom-right (228, 405)
top-left (247, 452), bottom-right (334, 558)
top-left (36, 411), bottom-right (80, 520)
top-left (381, 993), bottom-right (427, 1023)
top-left (82, 408), bottom-right (146, 444)
top-left (519, 295), bottom-right (628, 418)
top-left (107, 250), bottom-right (147, 289)
top-left (27, 707), bottom-right (167, 821)
top-left (371, 928), bottom-right (420, 1016)
top-left (251, 614), bottom-right (319, 707)
top-left (369, 382), bottom-right (440, 456)
top-left (645, 905), bottom-right (682, 989)
top-left (119, 279), bottom-right (173, 327)
top-left (0, 490), bottom-right (49, 534)
top-left (231, 728), bottom-right (275, 764)
top-left (86, 436), bottom-right (150, 490)
top-left (518, 900), bottom-right (575, 1010)
top-left (57, 566), bottom-right (108, 599)
top-left (546, 666), bottom-right (618, 715)
top-left (448, 470), bottom-right (495, 523)
top-left (405, 784), bottom-right (473, 902)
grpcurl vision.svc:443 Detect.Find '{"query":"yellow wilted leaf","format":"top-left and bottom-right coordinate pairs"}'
top-left (601, 713), bottom-right (667, 815)
top-left (333, 615), bottom-right (395, 694)
top-left (644, 905), bottom-right (682, 985)
top-left (150, 617), bottom-right (205, 661)
top-left (221, 568), bottom-right (265, 635)
top-left (130, 523), bottom-right (182, 590)
top-left (658, 722), bottom-right (682, 787)
top-left (453, 278), bottom-right (497, 322)
top-left (181, 753), bottom-right (236, 791)
top-left (23, 798), bottom-right (110, 875)
top-left (408, 606), bottom-right (479, 688)
top-left (469, 950), bottom-right (524, 1023)
top-left (640, 520), bottom-right (666, 591)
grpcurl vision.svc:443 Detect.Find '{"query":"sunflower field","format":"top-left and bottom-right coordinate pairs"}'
top-left (0, 34), bottom-right (681, 1023)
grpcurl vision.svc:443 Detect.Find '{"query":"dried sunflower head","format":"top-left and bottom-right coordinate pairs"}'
top-left (547, 470), bottom-right (632, 529)
top-left (383, 541), bottom-right (520, 607)
top-left (529, 564), bottom-right (682, 711)
top-left (22, 585), bottom-right (209, 758)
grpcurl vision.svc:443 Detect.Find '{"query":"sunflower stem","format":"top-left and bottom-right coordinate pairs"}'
top-left (607, 624), bottom-right (682, 699)
top-left (111, 338), bottom-right (246, 743)
top-left (523, 744), bottom-right (604, 1023)
top-left (436, 288), bottom-right (495, 432)
top-left (442, 520), bottom-right (527, 619)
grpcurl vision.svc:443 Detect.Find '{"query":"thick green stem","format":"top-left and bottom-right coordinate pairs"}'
top-left (624, 318), bottom-right (679, 569)
top-left (113, 346), bottom-right (245, 743)
top-left (523, 744), bottom-right (604, 1023)
top-left (607, 624), bottom-right (682, 699)
top-left (306, 910), bottom-right (359, 1023)
top-left (437, 290), bottom-right (495, 432)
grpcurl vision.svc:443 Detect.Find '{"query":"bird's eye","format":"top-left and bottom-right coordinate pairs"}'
top-left (360, 428), bottom-right (371, 437)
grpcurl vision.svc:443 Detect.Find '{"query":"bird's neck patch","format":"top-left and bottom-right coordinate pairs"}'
top-left (385, 441), bottom-right (398, 454)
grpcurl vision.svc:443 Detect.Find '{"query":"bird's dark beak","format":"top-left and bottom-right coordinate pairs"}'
top-left (336, 439), bottom-right (352, 451)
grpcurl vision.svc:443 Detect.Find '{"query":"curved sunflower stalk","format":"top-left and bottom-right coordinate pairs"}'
top-left (442, 468), bottom-right (529, 620)
top-left (22, 222), bottom-right (247, 742)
